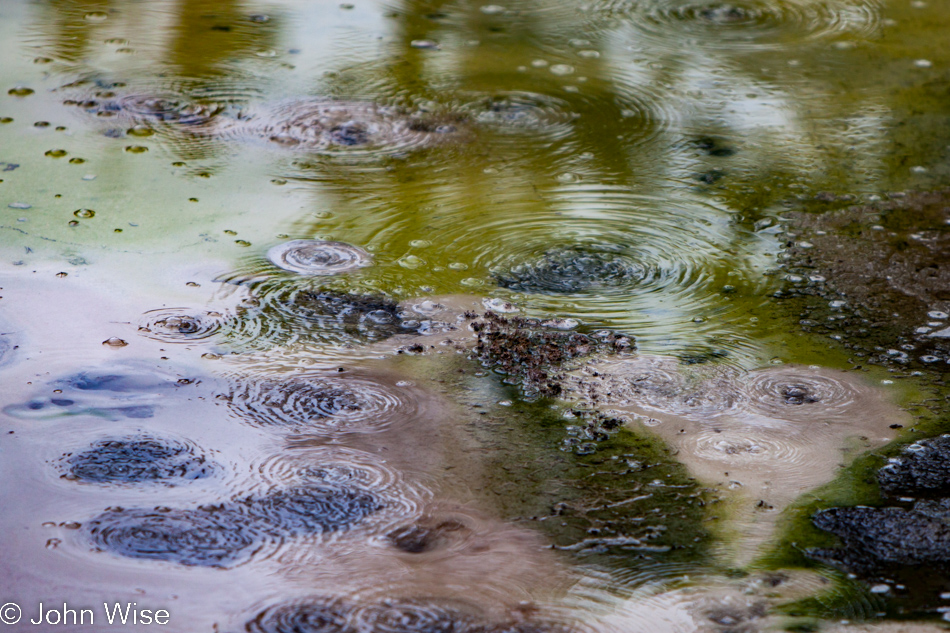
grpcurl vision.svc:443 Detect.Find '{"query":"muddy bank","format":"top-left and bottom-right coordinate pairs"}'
top-left (781, 190), bottom-right (950, 371)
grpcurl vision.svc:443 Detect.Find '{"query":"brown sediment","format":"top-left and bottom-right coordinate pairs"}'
top-left (782, 189), bottom-right (950, 369)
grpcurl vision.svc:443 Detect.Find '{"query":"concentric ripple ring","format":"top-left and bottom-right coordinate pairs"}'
top-left (267, 240), bottom-right (372, 276)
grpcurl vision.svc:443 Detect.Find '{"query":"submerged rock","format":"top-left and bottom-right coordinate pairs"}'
top-left (494, 245), bottom-right (648, 295)
top-left (85, 483), bottom-right (382, 567)
top-left (782, 189), bottom-right (950, 369)
top-left (61, 437), bottom-right (215, 484)
top-left (66, 89), bottom-right (470, 154)
top-left (879, 435), bottom-right (950, 498)
top-left (244, 596), bottom-right (579, 633)
top-left (86, 506), bottom-right (263, 567)
top-left (239, 486), bottom-right (383, 535)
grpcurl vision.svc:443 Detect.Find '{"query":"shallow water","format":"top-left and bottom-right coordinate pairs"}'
top-left (2, 0), bottom-right (950, 630)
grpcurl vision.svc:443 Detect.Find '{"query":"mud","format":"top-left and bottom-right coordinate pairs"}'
top-left (470, 311), bottom-right (633, 397)
top-left (782, 190), bottom-right (950, 369)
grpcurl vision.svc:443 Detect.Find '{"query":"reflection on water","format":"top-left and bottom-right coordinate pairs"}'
top-left (1, 0), bottom-right (949, 629)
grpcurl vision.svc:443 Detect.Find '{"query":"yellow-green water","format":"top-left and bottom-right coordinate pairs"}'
top-left (1, 0), bottom-right (950, 631)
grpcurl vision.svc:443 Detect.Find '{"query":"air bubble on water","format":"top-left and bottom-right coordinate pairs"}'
top-left (809, 275), bottom-right (825, 282)
top-left (8, 202), bottom-right (31, 209)
top-left (797, 241), bottom-right (813, 248)
top-left (556, 172), bottom-right (579, 183)
top-left (460, 277), bottom-right (484, 287)
top-left (914, 59), bottom-right (932, 68)
top-left (928, 311), bottom-right (947, 319)
top-left (448, 262), bottom-right (468, 270)
top-left (870, 584), bottom-right (890, 594)
top-left (69, 158), bottom-right (85, 164)
top-left (102, 337), bottom-right (128, 347)
top-left (125, 146), bottom-right (148, 153)
top-left (550, 64), bottom-right (575, 75)
top-left (45, 149), bottom-right (67, 158)
top-left (46, 538), bottom-right (61, 549)
top-left (578, 50), bottom-right (600, 58)
top-left (0, 117), bottom-right (12, 123)
top-left (921, 355), bottom-right (940, 363)
top-left (82, 175), bottom-right (96, 181)
top-left (498, 400), bottom-right (512, 406)
top-left (398, 255), bottom-right (424, 269)
top-left (127, 125), bottom-right (154, 137)
top-left (409, 239), bottom-right (430, 248)
top-left (482, 297), bottom-right (519, 313)
top-left (74, 209), bottom-right (95, 218)
top-left (8, 87), bottom-right (34, 97)
top-left (829, 300), bottom-right (846, 308)
top-left (271, 178), bottom-right (287, 185)
top-left (236, 240), bottom-right (251, 247)
top-left (531, 59), bottom-right (549, 67)
top-left (569, 39), bottom-right (591, 47)
top-left (480, 5), bottom-right (505, 14)
top-left (84, 11), bottom-right (108, 21)
top-left (411, 40), bottom-right (439, 49)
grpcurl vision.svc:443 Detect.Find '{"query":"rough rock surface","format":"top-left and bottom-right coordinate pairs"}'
top-left (879, 435), bottom-right (950, 498)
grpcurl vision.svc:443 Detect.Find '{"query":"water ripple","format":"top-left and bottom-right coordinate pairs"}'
top-left (598, 0), bottom-right (882, 51)
top-left (59, 436), bottom-right (216, 485)
top-left (267, 240), bottom-right (373, 276)
top-left (138, 307), bottom-right (228, 344)
top-left (226, 371), bottom-right (426, 435)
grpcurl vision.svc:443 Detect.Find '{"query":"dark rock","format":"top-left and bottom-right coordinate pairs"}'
top-left (879, 436), bottom-right (950, 497)
top-left (808, 505), bottom-right (950, 571)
